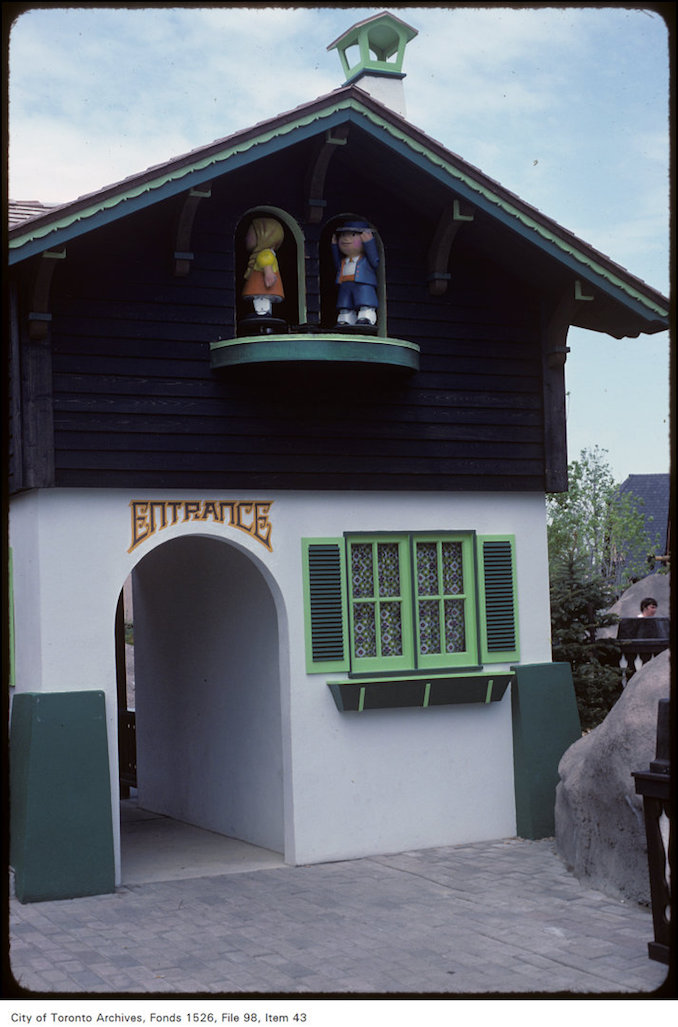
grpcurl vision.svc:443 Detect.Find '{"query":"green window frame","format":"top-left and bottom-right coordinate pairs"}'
top-left (412, 535), bottom-right (477, 670)
top-left (348, 536), bottom-right (414, 673)
top-left (302, 532), bottom-right (519, 675)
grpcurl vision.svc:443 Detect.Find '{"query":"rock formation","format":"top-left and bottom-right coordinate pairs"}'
top-left (555, 649), bottom-right (670, 904)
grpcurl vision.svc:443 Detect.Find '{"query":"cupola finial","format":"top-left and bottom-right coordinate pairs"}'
top-left (327, 11), bottom-right (418, 118)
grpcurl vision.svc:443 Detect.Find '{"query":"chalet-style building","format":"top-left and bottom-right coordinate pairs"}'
top-left (8, 13), bottom-right (669, 902)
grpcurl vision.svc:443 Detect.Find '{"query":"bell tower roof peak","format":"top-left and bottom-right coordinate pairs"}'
top-left (327, 11), bottom-right (418, 113)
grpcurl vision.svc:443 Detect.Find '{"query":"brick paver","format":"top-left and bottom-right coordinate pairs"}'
top-left (7, 837), bottom-right (672, 996)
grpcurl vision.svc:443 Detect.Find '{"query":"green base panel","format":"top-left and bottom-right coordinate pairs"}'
top-left (510, 662), bottom-right (581, 840)
top-left (10, 691), bottom-right (115, 903)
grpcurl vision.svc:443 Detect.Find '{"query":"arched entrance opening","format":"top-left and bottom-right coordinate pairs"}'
top-left (115, 535), bottom-right (285, 882)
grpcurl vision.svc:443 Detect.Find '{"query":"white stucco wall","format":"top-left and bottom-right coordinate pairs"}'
top-left (9, 487), bottom-right (552, 876)
top-left (132, 536), bottom-right (284, 854)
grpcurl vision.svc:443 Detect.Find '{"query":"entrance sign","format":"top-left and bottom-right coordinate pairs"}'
top-left (128, 499), bottom-right (274, 553)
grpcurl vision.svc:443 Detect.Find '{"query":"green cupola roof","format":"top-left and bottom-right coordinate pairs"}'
top-left (327, 11), bottom-right (418, 87)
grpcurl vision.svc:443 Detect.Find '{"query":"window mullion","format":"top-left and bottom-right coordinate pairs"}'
top-left (372, 541), bottom-right (381, 658)
top-left (436, 541), bottom-right (445, 655)
top-left (410, 536), bottom-right (420, 669)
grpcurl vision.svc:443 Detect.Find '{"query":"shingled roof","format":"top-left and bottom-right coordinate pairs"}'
top-left (620, 473), bottom-right (671, 557)
top-left (8, 199), bottom-right (61, 230)
top-left (9, 83), bottom-right (669, 339)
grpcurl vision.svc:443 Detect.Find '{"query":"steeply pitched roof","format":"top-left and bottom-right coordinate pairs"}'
top-left (620, 473), bottom-right (671, 553)
top-left (9, 84), bottom-right (668, 337)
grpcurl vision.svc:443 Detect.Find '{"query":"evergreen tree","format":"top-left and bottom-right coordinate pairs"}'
top-left (549, 552), bottom-right (622, 730)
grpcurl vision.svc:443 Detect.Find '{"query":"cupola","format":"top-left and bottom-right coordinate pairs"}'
top-left (327, 11), bottom-right (418, 118)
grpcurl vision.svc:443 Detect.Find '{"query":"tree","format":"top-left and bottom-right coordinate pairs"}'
top-left (547, 446), bottom-right (660, 594)
top-left (547, 447), bottom-right (661, 729)
top-left (549, 551), bottom-right (622, 730)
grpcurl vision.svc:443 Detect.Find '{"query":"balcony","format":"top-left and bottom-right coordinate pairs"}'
top-left (210, 324), bottom-right (420, 376)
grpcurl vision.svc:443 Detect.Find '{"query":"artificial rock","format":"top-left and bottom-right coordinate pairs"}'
top-left (554, 649), bottom-right (670, 904)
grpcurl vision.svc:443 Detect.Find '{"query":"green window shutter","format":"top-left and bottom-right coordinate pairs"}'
top-left (477, 535), bottom-right (519, 664)
top-left (302, 539), bottom-right (349, 673)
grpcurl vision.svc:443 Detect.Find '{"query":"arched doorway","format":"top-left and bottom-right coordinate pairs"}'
top-left (115, 535), bottom-right (285, 881)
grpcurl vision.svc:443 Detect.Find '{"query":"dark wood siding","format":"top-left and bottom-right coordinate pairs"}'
top-left (26, 140), bottom-right (547, 492)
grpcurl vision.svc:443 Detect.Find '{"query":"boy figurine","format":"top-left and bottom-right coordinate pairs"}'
top-left (331, 221), bottom-right (379, 328)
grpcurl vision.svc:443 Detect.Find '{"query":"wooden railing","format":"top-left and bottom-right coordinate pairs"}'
top-left (617, 618), bottom-right (670, 687)
top-left (618, 639), bottom-right (670, 687)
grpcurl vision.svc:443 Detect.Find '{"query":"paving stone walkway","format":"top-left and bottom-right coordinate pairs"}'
top-left (7, 837), bottom-right (672, 996)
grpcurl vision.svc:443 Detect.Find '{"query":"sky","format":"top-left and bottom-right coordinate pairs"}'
top-left (7, 3), bottom-right (672, 484)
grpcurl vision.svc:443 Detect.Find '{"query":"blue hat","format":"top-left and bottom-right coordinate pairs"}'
top-left (336, 220), bottom-right (373, 234)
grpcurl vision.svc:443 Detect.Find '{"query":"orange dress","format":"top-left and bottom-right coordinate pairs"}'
top-left (242, 248), bottom-right (284, 301)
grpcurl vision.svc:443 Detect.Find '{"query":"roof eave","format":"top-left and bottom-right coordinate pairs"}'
top-left (9, 85), bottom-right (669, 335)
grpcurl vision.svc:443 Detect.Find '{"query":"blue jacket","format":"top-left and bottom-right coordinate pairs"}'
top-left (332, 236), bottom-right (379, 286)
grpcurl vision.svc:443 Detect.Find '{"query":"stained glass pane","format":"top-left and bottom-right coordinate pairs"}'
top-left (416, 542), bottom-right (438, 596)
top-left (380, 601), bottom-right (403, 656)
top-left (442, 542), bottom-right (464, 594)
top-left (353, 603), bottom-right (377, 658)
top-left (352, 543), bottom-right (374, 598)
top-left (419, 599), bottom-right (441, 654)
top-left (377, 543), bottom-right (400, 597)
top-left (445, 599), bottom-right (466, 652)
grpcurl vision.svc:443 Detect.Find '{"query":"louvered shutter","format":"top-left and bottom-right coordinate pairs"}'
top-left (302, 539), bottom-right (349, 673)
top-left (477, 535), bottom-right (519, 663)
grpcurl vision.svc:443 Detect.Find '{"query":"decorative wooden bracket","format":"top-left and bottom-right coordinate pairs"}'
top-left (28, 249), bottom-right (66, 340)
top-left (545, 290), bottom-right (576, 369)
top-left (575, 279), bottom-right (595, 302)
top-left (427, 199), bottom-right (475, 295)
top-left (542, 289), bottom-right (577, 492)
top-left (173, 183), bottom-right (212, 276)
top-left (305, 125), bottom-right (350, 223)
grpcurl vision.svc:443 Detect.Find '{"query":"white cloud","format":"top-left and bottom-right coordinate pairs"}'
top-left (8, 5), bottom-right (349, 201)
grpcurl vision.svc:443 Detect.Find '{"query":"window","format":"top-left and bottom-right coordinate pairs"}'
top-left (302, 532), bottom-right (519, 675)
top-left (349, 537), bottom-right (411, 672)
top-left (413, 537), bottom-right (477, 670)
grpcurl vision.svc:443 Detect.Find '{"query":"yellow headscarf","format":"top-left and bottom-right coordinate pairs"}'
top-left (244, 217), bottom-right (284, 279)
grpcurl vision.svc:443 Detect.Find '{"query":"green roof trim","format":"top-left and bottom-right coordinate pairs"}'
top-left (10, 103), bottom-right (353, 255)
top-left (347, 103), bottom-right (669, 320)
top-left (9, 91), bottom-right (668, 324)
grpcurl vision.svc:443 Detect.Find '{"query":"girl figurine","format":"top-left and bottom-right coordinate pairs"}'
top-left (242, 216), bottom-right (285, 317)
